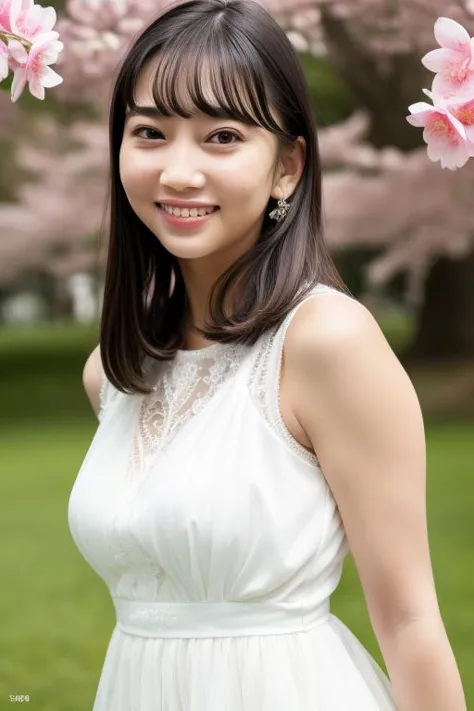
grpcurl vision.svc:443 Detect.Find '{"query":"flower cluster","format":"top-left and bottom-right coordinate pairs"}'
top-left (0, 0), bottom-right (63, 101)
top-left (407, 17), bottom-right (474, 170)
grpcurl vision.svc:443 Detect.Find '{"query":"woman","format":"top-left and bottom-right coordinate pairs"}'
top-left (69, 0), bottom-right (467, 709)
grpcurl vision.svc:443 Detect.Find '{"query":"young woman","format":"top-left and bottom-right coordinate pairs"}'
top-left (69, 1), bottom-right (466, 709)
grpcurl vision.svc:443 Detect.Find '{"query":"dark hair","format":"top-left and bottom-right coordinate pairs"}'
top-left (101, 0), bottom-right (349, 394)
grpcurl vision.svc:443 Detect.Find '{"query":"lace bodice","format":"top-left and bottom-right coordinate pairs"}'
top-left (99, 284), bottom-right (357, 481)
top-left (129, 342), bottom-right (252, 479)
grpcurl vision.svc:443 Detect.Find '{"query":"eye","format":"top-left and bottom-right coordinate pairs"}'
top-left (130, 126), bottom-right (242, 144)
top-left (208, 129), bottom-right (242, 145)
top-left (132, 126), bottom-right (162, 140)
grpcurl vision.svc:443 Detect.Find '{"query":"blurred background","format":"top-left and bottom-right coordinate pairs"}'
top-left (0, 0), bottom-right (473, 709)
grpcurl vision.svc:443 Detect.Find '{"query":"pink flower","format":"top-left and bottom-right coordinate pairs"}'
top-left (8, 30), bottom-right (63, 101)
top-left (9, 0), bottom-right (57, 42)
top-left (422, 17), bottom-right (474, 101)
top-left (406, 99), bottom-right (470, 170)
top-left (0, 38), bottom-right (9, 79)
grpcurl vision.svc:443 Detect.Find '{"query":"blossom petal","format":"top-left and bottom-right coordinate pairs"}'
top-left (29, 30), bottom-right (60, 50)
top-left (7, 37), bottom-right (27, 63)
top-left (28, 74), bottom-right (45, 99)
top-left (10, 65), bottom-right (27, 102)
top-left (426, 134), bottom-right (470, 170)
top-left (434, 17), bottom-right (471, 51)
top-left (37, 5), bottom-right (56, 33)
top-left (39, 63), bottom-right (62, 88)
top-left (0, 0), bottom-right (12, 33)
top-left (406, 102), bottom-right (439, 127)
top-left (408, 101), bottom-right (438, 114)
top-left (422, 47), bottom-right (460, 73)
top-left (407, 112), bottom-right (433, 128)
top-left (38, 40), bottom-right (63, 65)
top-left (8, 0), bottom-right (22, 31)
top-left (432, 67), bottom-right (474, 101)
top-left (0, 40), bottom-right (9, 81)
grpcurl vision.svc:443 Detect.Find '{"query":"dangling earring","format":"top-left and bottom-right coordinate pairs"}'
top-left (269, 196), bottom-right (290, 222)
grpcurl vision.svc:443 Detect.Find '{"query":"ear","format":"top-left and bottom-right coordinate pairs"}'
top-left (271, 136), bottom-right (306, 200)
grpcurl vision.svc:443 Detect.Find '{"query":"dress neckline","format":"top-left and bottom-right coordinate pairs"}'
top-left (174, 341), bottom-right (236, 362)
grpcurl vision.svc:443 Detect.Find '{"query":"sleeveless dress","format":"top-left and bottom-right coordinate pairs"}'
top-left (68, 283), bottom-right (397, 711)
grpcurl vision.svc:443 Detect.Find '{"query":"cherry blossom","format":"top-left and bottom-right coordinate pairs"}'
top-left (407, 17), bottom-right (474, 169)
top-left (407, 98), bottom-right (470, 170)
top-left (8, 30), bottom-right (63, 100)
top-left (2, 0), bottom-right (474, 311)
top-left (0, 0), bottom-right (63, 101)
top-left (422, 17), bottom-right (474, 100)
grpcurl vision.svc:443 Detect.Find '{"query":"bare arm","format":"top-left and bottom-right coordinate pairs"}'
top-left (82, 344), bottom-right (103, 420)
top-left (286, 295), bottom-right (466, 711)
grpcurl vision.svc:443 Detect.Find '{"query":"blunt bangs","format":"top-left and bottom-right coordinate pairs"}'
top-left (120, 11), bottom-right (296, 144)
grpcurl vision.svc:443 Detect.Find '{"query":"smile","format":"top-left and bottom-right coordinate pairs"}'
top-left (156, 203), bottom-right (220, 228)
top-left (158, 204), bottom-right (218, 218)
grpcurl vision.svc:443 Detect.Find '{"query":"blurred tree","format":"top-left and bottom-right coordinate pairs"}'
top-left (280, 0), bottom-right (474, 360)
top-left (1, 0), bottom-right (474, 360)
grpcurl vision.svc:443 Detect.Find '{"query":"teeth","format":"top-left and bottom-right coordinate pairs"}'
top-left (160, 204), bottom-right (216, 218)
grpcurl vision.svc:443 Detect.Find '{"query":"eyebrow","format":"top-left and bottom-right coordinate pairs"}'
top-left (124, 105), bottom-right (247, 122)
top-left (125, 106), bottom-right (165, 122)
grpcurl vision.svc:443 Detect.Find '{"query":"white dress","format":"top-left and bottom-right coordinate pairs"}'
top-left (68, 282), bottom-right (396, 711)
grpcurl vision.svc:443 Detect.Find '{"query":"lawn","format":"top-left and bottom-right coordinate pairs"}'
top-left (0, 319), bottom-right (473, 710)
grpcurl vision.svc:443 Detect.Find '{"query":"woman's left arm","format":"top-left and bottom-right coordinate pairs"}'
top-left (286, 294), bottom-right (467, 711)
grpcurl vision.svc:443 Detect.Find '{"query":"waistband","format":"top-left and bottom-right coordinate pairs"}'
top-left (113, 598), bottom-right (330, 639)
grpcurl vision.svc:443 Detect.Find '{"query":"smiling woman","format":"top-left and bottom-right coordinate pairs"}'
top-left (68, 1), bottom-right (466, 711)
top-left (98, 0), bottom-right (347, 393)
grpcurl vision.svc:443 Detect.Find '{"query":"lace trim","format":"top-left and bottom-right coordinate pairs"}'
top-left (248, 285), bottom-right (356, 468)
top-left (248, 328), bottom-right (320, 467)
top-left (127, 342), bottom-right (249, 481)
top-left (98, 369), bottom-right (108, 422)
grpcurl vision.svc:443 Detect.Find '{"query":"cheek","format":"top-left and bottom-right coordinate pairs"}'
top-left (119, 145), bottom-right (156, 197)
top-left (219, 151), bottom-right (274, 201)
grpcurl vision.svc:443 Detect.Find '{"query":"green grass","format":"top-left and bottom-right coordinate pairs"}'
top-left (0, 319), bottom-right (472, 709)
top-left (0, 420), bottom-right (111, 711)
top-left (1, 419), bottom-right (472, 709)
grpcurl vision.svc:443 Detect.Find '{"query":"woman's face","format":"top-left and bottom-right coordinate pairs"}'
top-left (119, 61), bottom-right (289, 267)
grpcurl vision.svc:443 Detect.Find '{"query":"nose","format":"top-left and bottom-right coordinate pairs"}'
top-left (159, 143), bottom-right (205, 192)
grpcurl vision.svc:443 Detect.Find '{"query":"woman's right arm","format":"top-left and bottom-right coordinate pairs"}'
top-left (82, 344), bottom-right (102, 419)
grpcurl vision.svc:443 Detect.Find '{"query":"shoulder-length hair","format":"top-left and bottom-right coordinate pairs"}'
top-left (101, 0), bottom-right (349, 394)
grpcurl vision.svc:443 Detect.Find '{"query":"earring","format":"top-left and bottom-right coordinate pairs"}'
top-left (269, 197), bottom-right (290, 222)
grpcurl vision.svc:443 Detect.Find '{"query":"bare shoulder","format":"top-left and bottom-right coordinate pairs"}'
top-left (285, 291), bottom-right (384, 364)
top-left (284, 291), bottom-right (418, 428)
top-left (82, 344), bottom-right (103, 418)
